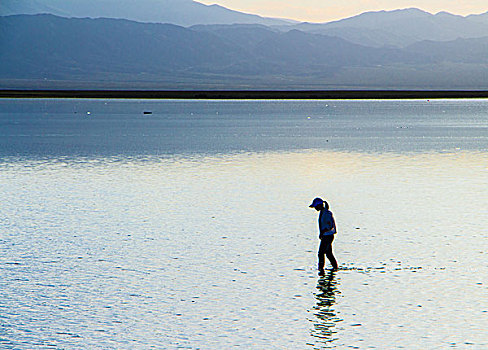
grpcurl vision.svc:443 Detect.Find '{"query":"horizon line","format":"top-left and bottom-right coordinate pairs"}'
top-left (3, 90), bottom-right (488, 100)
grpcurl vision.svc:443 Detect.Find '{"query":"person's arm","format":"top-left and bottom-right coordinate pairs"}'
top-left (330, 213), bottom-right (337, 234)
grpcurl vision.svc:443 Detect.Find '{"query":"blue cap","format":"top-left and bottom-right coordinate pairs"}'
top-left (309, 197), bottom-right (324, 208)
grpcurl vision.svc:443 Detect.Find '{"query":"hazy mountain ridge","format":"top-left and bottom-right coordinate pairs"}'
top-left (3, 14), bottom-right (488, 89)
top-left (0, 15), bottom-right (249, 76)
top-left (281, 8), bottom-right (488, 47)
top-left (0, 15), bottom-right (420, 72)
top-left (0, 0), bottom-right (294, 26)
top-left (407, 36), bottom-right (488, 63)
top-left (3, 0), bottom-right (488, 48)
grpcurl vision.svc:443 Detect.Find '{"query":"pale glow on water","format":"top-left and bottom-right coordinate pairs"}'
top-left (1, 150), bottom-right (487, 349)
top-left (0, 99), bottom-right (487, 348)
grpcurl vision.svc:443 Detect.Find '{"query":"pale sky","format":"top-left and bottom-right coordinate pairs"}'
top-left (197, 0), bottom-right (488, 22)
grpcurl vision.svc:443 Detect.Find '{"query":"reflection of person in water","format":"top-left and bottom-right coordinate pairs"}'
top-left (311, 270), bottom-right (341, 345)
top-left (309, 197), bottom-right (339, 275)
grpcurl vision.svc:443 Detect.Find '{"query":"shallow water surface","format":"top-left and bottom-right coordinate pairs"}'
top-left (0, 99), bottom-right (487, 349)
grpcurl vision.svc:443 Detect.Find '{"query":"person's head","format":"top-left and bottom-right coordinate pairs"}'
top-left (309, 197), bottom-right (329, 211)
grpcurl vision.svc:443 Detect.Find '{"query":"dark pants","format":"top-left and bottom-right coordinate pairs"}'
top-left (318, 234), bottom-right (338, 270)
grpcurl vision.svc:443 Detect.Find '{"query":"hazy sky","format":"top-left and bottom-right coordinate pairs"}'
top-left (197, 0), bottom-right (488, 22)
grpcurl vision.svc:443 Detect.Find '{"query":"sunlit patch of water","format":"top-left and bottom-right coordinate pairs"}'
top-left (1, 149), bottom-right (486, 349)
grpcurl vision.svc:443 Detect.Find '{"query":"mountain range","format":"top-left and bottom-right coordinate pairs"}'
top-left (0, 0), bottom-right (294, 26)
top-left (2, 2), bottom-right (488, 89)
top-left (285, 8), bottom-right (488, 47)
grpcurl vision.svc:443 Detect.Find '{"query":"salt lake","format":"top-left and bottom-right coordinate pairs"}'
top-left (0, 99), bottom-right (487, 349)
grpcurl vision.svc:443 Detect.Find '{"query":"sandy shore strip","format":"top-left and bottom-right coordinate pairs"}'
top-left (2, 90), bottom-right (488, 99)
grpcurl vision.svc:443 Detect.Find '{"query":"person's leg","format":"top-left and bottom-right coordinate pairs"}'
top-left (318, 239), bottom-right (326, 275)
top-left (324, 235), bottom-right (338, 270)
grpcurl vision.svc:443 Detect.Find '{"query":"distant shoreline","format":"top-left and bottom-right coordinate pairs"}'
top-left (2, 90), bottom-right (488, 99)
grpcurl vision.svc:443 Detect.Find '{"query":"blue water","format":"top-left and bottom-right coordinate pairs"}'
top-left (0, 99), bottom-right (486, 158)
top-left (0, 99), bottom-right (487, 349)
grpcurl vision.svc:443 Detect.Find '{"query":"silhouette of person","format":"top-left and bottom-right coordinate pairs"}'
top-left (309, 197), bottom-right (338, 275)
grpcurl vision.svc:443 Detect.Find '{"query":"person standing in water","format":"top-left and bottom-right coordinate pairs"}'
top-left (310, 198), bottom-right (338, 275)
